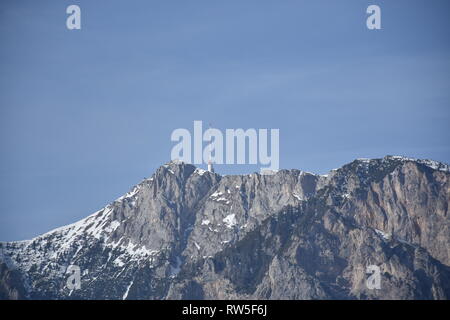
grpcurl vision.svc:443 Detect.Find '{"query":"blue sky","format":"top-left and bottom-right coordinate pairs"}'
top-left (1, 0), bottom-right (449, 241)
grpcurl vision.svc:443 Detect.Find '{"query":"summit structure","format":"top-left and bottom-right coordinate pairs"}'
top-left (207, 159), bottom-right (214, 173)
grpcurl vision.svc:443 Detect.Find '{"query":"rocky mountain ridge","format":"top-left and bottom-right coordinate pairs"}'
top-left (1, 155), bottom-right (449, 299)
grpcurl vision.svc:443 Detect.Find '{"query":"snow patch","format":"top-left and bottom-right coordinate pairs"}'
top-left (195, 168), bottom-right (207, 176)
top-left (292, 193), bottom-right (303, 201)
top-left (210, 191), bottom-right (223, 198)
top-left (122, 281), bottom-right (133, 300)
top-left (116, 186), bottom-right (140, 202)
top-left (104, 220), bottom-right (120, 233)
top-left (114, 256), bottom-right (125, 267)
top-left (375, 229), bottom-right (391, 241)
top-left (223, 214), bottom-right (237, 229)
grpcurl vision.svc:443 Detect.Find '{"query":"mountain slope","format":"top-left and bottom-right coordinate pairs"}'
top-left (1, 156), bottom-right (449, 299)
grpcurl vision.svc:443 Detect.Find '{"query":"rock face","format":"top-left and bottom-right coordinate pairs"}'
top-left (0, 156), bottom-right (449, 300)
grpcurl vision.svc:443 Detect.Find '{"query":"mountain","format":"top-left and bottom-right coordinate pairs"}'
top-left (1, 156), bottom-right (449, 300)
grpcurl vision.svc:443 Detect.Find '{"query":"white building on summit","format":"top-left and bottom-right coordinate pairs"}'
top-left (207, 159), bottom-right (214, 173)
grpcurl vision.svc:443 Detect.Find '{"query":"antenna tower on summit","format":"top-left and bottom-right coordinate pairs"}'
top-left (207, 122), bottom-right (214, 173)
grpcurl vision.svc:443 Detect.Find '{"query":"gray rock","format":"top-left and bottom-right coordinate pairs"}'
top-left (0, 156), bottom-right (449, 299)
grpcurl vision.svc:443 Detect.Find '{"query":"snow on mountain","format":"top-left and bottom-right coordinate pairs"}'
top-left (1, 156), bottom-right (449, 300)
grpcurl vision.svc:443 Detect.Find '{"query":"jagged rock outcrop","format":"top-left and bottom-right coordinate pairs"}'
top-left (0, 156), bottom-right (449, 299)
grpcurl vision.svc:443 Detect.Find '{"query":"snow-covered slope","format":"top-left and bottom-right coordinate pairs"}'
top-left (1, 156), bottom-right (449, 300)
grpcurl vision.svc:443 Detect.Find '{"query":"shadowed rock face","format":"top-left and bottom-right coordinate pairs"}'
top-left (1, 156), bottom-right (449, 300)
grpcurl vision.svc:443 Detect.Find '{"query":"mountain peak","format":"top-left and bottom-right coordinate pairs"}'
top-left (345, 155), bottom-right (450, 173)
top-left (383, 155), bottom-right (450, 172)
top-left (165, 159), bottom-right (188, 166)
top-left (1, 155), bottom-right (449, 300)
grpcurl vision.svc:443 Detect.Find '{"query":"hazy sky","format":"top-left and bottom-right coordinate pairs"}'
top-left (1, 0), bottom-right (449, 241)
